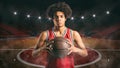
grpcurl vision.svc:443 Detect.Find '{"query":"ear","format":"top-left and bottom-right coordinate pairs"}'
top-left (65, 18), bottom-right (67, 22)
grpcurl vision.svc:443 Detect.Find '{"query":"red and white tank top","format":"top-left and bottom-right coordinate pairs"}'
top-left (45, 28), bottom-right (74, 68)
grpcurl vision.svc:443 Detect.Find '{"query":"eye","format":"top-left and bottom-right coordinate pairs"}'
top-left (53, 15), bottom-right (58, 19)
top-left (60, 15), bottom-right (63, 18)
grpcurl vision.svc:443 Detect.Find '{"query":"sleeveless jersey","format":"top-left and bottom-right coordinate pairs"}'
top-left (46, 28), bottom-right (74, 68)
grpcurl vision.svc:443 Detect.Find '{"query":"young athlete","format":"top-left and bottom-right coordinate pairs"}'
top-left (32, 2), bottom-right (88, 68)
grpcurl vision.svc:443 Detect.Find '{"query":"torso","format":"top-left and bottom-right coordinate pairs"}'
top-left (45, 28), bottom-right (74, 68)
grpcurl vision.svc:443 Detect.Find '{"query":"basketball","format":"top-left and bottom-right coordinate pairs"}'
top-left (46, 37), bottom-right (71, 58)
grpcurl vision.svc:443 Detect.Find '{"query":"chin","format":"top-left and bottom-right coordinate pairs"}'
top-left (56, 25), bottom-right (62, 27)
top-left (58, 26), bottom-right (62, 27)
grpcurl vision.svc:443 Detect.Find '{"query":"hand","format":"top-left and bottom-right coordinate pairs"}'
top-left (66, 41), bottom-right (79, 55)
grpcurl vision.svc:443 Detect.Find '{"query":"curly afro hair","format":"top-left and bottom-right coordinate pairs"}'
top-left (46, 2), bottom-right (72, 19)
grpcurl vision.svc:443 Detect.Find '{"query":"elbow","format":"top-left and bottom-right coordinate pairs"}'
top-left (32, 50), bottom-right (36, 57)
top-left (32, 49), bottom-right (39, 57)
top-left (77, 49), bottom-right (88, 57)
top-left (82, 49), bottom-right (88, 57)
top-left (84, 51), bottom-right (88, 57)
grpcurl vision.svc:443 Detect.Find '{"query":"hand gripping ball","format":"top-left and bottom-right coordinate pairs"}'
top-left (46, 37), bottom-right (71, 58)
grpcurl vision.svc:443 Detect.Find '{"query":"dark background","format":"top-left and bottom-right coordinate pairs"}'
top-left (0, 1), bottom-right (120, 68)
top-left (0, 0), bottom-right (120, 38)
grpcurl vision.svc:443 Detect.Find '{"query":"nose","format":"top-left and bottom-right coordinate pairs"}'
top-left (57, 16), bottom-right (61, 21)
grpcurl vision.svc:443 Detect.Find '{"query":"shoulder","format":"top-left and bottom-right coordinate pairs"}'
top-left (70, 29), bottom-right (79, 35)
top-left (71, 30), bottom-right (81, 39)
top-left (67, 28), bottom-right (79, 34)
top-left (67, 28), bottom-right (80, 37)
top-left (38, 30), bottom-right (49, 39)
top-left (40, 30), bottom-right (47, 35)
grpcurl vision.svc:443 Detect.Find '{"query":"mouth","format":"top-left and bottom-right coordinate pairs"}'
top-left (57, 22), bottom-right (61, 25)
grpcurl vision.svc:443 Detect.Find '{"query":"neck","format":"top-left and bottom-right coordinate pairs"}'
top-left (54, 26), bottom-right (66, 31)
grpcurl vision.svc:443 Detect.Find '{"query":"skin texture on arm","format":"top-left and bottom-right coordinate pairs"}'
top-left (68, 30), bottom-right (88, 57)
top-left (32, 31), bottom-right (47, 57)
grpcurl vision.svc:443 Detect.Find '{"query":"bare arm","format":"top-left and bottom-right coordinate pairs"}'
top-left (32, 31), bottom-right (47, 57)
top-left (68, 30), bottom-right (88, 57)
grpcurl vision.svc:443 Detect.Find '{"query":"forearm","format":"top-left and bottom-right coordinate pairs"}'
top-left (32, 47), bottom-right (45, 57)
top-left (76, 48), bottom-right (88, 57)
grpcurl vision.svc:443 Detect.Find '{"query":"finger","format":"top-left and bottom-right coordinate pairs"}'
top-left (67, 47), bottom-right (71, 51)
top-left (66, 41), bottom-right (73, 47)
top-left (68, 50), bottom-right (72, 55)
top-left (66, 38), bottom-right (70, 42)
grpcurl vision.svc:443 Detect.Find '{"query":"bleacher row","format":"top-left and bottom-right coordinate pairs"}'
top-left (0, 23), bottom-right (120, 40)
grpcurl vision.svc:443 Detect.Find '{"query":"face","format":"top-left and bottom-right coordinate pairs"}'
top-left (53, 11), bottom-right (66, 27)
